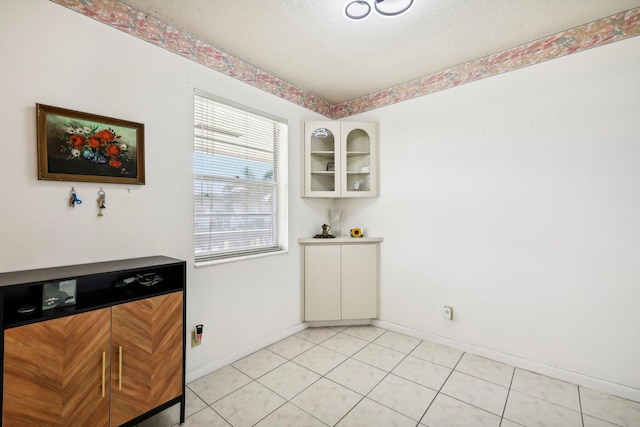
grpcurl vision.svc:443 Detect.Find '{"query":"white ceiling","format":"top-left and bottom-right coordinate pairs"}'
top-left (121, 0), bottom-right (640, 104)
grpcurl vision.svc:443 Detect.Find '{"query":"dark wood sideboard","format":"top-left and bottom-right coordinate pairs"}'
top-left (0, 256), bottom-right (186, 426)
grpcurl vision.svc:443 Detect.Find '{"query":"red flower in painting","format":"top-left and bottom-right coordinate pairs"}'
top-left (105, 144), bottom-right (121, 158)
top-left (69, 134), bottom-right (85, 149)
top-left (63, 123), bottom-right (130, 175)
top-left (96, 129), bottom-right (115, 143)
top-left (88, 135), bottom-right (102, 149)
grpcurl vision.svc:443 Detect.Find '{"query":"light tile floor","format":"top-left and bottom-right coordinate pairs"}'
top-left (139, 326), bottom-right (640, 427)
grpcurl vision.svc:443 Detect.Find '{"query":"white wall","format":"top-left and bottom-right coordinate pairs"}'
top-left (342, 36), bottom-right (640, 397)
top-left (0, 0), bottom-right (329, 380)
top-left (2, 0), bottom-right (639, 399)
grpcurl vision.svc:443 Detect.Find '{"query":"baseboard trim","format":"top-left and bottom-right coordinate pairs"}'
top-left (372, 319), bottom-right (640, 402)
top-left (185, 322), bottom-right (308, 383)
top-left (306, 319), bottom-right (371, 328)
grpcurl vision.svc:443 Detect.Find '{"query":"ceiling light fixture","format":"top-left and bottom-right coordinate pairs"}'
top-left (312, 128), bottom-right (331, 138)
top-left (344, 0), bottom-right (414, 21)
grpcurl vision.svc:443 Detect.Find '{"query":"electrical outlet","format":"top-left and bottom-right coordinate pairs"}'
top-left (443, 305), bottom-right (453, 320)
top-left (191, 330), bottom-right (201, 347)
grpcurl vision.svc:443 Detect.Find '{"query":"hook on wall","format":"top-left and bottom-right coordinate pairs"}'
top-left (69, 187), bottom-right (82, 207)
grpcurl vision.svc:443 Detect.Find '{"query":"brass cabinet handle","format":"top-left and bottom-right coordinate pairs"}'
top-left (101, 351), bottom-right (106, 398)
top-left (119, 346), bottom-right (123, 390)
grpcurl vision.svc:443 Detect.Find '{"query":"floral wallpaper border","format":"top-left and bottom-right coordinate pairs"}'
top-left (51, 0), bottom-right (640, 119)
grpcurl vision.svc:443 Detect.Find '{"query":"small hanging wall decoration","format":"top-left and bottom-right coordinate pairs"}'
top-left (97, 188), bottom-right (106, 217)
top-left (69, 187), bottom-right (82, 207)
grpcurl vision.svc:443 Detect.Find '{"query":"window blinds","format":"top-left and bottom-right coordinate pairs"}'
top-left (194, 92), bottom-right (288, 262)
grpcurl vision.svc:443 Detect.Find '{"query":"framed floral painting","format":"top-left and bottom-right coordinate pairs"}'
top-left (37, 104), bottom-right (145, 184)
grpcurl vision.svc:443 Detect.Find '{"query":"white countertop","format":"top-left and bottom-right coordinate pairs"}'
top-left (298, 236), bottom-right (383, 244)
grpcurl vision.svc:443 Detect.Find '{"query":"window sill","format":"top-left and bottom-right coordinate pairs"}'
top-left (195, 249), bottom-right (289, 267)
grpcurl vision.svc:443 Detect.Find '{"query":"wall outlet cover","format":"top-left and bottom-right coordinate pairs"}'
top-left (191, 330), bottom-right (201, 347)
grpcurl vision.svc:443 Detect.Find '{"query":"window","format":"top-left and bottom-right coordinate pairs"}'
top-left (194, 91), bottom-right (288, 263)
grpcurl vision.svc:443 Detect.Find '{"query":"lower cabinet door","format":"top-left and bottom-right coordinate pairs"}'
top-left (304, 245), bottom-right (342, 321)
top-left (341, 244), bottom-right (378, 319)
top-left (3, 308), bottom-right (111, 427)
top-left (110, 292), bottom-right (183, 426)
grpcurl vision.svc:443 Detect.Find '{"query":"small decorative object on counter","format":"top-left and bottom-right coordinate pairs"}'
top-left (97, 188), bottom-right (106, 216)
top-left (17, 304), bottom-right (37, 315)
top-left (136, 272), bottom-right (163, 287)
top-left (69, 187), bottom-right (82, 207)
top-left (329, 208), bottom-right (343, 236)
top-left (113, 276), bottom-right (137, 288)
top-left (42, 279), bottom-right (77, 310)
top-left (350, 227), bottom-right (363, 237)
top-left (314, 223), bottom-right (336, 239)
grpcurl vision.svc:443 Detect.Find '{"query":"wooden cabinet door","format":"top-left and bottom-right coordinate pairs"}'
top-left (110, 292), bottom-right (183, 426)
top-left (3, 309), bottom-right (111, 427)
top-left (304, 245), bottom-right (342, 321)
top-left (342, 244), bottom-right (378, 319)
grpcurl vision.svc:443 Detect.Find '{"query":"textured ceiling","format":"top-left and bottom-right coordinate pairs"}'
top-left (119, 0), bottom-right (640, 104)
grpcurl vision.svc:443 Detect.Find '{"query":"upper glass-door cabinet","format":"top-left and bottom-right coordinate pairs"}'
top-left (304, 122), bottom-right (342, 197)
top-left (303, 121), bottom-right (377, 198)
top-left (340, 122), bottom-right (377, 198)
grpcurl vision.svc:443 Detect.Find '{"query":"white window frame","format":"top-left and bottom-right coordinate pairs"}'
top-left (194, 90), bottom-right (288, 264)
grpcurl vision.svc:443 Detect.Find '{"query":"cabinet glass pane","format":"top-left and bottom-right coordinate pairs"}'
top-left (310, 128), bottom-right (336, 192)
top-left (345, 129), bottom-right (371, 192)
top-left (310, 128), bottom-right (335, 152)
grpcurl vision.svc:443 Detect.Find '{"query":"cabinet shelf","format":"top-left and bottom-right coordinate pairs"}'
top-left (1, 257), bottom-right (184, 329)
top-left (310, 151), bottom-right (336, 157)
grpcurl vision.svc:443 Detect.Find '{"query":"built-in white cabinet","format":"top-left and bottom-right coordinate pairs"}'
top-left (299, 237), bottom-right (382, 321)
top-left (303, 121), bottom-right (378, 198)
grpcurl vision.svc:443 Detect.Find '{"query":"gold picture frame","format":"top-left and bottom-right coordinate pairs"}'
top-left (37, 103), bottom-right (145, 185)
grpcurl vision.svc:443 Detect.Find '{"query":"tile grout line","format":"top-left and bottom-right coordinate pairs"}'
top-left (328, 328), bottom-right (435, 426)
top-left (211, 343), bottom-right (314, 426)
top-left (416, 350), bottom-right (466, 425)
top-left (498, 366), bottom-right (517, 427)
top-left (578, 386), bottom-right (584, 427)
top-left (310, 327), bottom-right (389, 426)
top-left (353, 332), bottom-right (420, 423)
top-left (277, 327), bottom-right (390, 426)
top-left (257, 340), bottom-right (327, 424)
top-left (326, 328), bottom-right (394, 425)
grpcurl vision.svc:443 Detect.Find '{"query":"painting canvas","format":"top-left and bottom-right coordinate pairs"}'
top-left (37, 104), bottom-right (145, 184)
